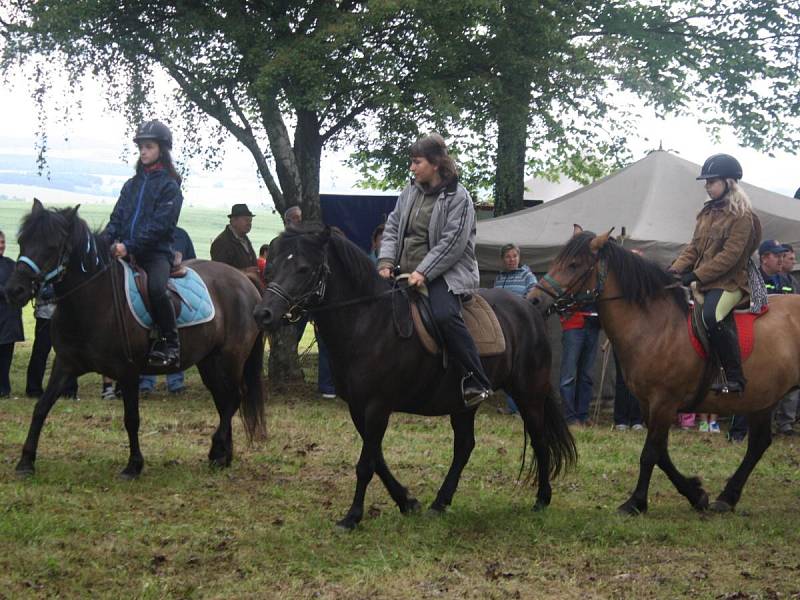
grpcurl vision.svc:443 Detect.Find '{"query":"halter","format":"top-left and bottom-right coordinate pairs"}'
top-left (17, 231), bottom-right (104, 300)
top-left (534, 255), bottom-right (608, 316)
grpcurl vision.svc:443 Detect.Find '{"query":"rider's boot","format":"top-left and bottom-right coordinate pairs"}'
top-left (147, 294), bottom-right (180, 369)
top-left (462, 372), bottom-right (490, 408)
top-left (708, 315), bottom-right (746, 394)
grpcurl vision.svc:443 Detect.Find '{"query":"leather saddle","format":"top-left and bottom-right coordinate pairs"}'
top-left (409, 290), bottom-right (506, 357)
top-left (130, 259), bottom-right (188, 320)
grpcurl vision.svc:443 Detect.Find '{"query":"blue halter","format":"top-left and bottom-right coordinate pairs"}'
top-left (17, 255), bottom-right (66, 283)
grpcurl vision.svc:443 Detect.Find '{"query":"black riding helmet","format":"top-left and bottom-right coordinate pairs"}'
top-left (696, 153), bottom-right (742, 181)
top-left (133, 120), bottom-right (173, 150)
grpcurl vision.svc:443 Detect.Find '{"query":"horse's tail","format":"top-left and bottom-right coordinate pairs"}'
top-left (519, 391), bottom-right (577, 484)
top-left (240, 331), bottom-right (267, 443)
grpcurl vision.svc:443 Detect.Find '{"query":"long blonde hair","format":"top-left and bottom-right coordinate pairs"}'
top-left (722, 179), bottom-right (752, 217)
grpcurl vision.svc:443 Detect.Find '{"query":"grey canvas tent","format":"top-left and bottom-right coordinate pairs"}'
top-left (476, 150), bottom-right (800, 278)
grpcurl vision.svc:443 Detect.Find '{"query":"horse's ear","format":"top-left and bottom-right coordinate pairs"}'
top-left (32, 198), bottom-right (44, 214)
top-left (589, 228), bottom-right (615, 253)
top-left (65, 205), bottom-right (81, 224)
top-left (572, 224), bottom-right (584, 237)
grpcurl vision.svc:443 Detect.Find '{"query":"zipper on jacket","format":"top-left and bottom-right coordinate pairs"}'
top-left (129, 172), bottom-right (149, 241)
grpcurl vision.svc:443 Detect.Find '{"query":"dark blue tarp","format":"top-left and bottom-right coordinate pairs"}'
top-left (320, 193), bottom-right (398, 253)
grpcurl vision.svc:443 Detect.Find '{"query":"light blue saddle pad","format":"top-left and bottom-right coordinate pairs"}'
top-left (120, 259), bottom-right (215, 330)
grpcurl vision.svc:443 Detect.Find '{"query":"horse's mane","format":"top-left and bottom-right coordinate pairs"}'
top-left (280, 224), bottom-right (386, 293)
top-left (555, 231), bottom-right (688, 314)
top-left (19, 206), bottom-right (110, 271)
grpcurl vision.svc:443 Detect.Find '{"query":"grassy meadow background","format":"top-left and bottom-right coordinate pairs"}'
top-left (0, 198), bottom-right (799, 599)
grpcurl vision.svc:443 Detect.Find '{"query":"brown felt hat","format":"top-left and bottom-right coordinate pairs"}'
top-left (228, 203), bottom-right (255, 218)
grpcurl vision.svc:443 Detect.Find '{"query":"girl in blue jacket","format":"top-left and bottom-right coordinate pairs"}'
top-left (106, 120), bottom-right (183, 368)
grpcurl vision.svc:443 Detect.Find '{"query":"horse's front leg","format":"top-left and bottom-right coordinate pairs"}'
top-left (429, 409), bottom-right (477, 514)
top-left (118, 377), bottom-right (144, 480)
top-left (337, 405), bottom-right (391, 530)
top-left (618, 403), bottom-right (677, 515)
top-left (16, 358), bottom-right (76, 476)
top-left (711, 408), bottom-right (772, 512)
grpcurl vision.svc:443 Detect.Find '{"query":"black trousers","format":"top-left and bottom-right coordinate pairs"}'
top-left (137, 253), bottom-right (177, 339)
top-left (25, 317), bottom-right (78, 397)
top-left (427, 277), bottom-right (491, 389)
top-left (0, 343), bottom-right (14, 395)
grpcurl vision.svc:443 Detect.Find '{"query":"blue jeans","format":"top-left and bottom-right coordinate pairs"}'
top-left (560, 326), bottom-right (600, 424)
top-left (140, 372), bottom-right (185, 393)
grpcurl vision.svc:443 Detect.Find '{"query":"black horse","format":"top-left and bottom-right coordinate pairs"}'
top-left (254, 226), bottom-right (575, 530)
top-left (4, 199), bottom-right (266, 478)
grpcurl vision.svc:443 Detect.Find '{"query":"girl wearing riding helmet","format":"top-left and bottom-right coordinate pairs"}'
top-left (106, 120), bottom-right (183, 368)
top-left (377, 133), bottom-right (492, 408)
top-left (671, 153), bottom-right (761, 394)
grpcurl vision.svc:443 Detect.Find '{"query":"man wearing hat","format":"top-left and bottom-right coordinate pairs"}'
top-left (211, 203), bottom-right (258, 270)
top-left (758, 239), bottom-right (787, 294)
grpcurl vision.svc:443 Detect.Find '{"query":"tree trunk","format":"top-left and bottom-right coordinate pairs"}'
top-left (295, 109), bottom-right (323, 222)
top-left (493, 98), bottom-right (529, 216)
top-left (266, 325), bottom-right (305, 393)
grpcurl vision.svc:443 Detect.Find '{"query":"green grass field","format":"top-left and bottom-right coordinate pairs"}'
top-left (0, 199), bottom-right (285, 261)
top-left (1, 199), bottom-right (800, 599)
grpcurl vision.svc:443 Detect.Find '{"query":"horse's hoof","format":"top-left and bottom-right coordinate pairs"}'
top-left (208, 458), bottom-right (229, 470)
top-left (426, 506), bottom-right (446, 517)
top-left (533, 499), bottom-right (549, 512)
top-left (401, 498), bottom-right (422, 515)
top-left (15, 466), bottom-right (34, 478)
top-left (709, 500), bottom-right (734, 513)
top-left (119, 470), bottom-right (140, 481)
top-left (334, 518), bottom-right (358, 532)
top-left (617, 500), bottom-right (645, 516)
top-left (693, 492), bottom-right (709, 512)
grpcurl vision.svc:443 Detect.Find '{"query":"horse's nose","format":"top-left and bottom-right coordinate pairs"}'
top-left (253, 304), bottom-right (273, 329)
top-left (3, 283), bottom-right (29, 307)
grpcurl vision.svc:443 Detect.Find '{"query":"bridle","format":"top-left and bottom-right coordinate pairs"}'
top-left (534, 255), bottom-right (609, 316)
top-left (264, 252), bottom-right (331, 322)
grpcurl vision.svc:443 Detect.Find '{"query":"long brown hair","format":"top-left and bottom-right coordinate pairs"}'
top-left (409, 133), bottom-right (458, 182)
top-left (136, 147), bottom-right (182, 185)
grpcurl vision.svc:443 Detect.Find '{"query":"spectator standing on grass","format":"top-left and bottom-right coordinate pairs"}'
top-left (210, 204), bottom-right (258, 270)
top-left (257, 244), bottom-right (269, 278)
top-left (0, 230), bottom-right (23, 397)
top-left (493, 243), bottom-right (537, 415)
top-left (772, 243), bottom-right (798, 435)
top-left (25, 283), bottom-right (79, 400)
top-left (139, 226), bottom-right (196, 395)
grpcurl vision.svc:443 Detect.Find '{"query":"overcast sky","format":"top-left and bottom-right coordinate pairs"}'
top-left (1, 67), bottom-right (797, 208)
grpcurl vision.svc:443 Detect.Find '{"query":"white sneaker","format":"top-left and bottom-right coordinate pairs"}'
top-left (614, 424), bottom-right (629, 431)
top-left (631, 424), bottom-right (645, 431)
top-left (321, 393), bottom-right (336, 399)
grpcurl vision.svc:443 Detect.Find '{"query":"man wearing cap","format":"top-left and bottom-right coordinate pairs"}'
top-left (758, 240), bottom-right (787, 294)
top-left (773, 243), bottom-right (799, 435)
top-left (211, 204), bottom-right (258, 270)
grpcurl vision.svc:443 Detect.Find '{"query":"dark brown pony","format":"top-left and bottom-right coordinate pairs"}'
top-left (531, 228), bottom-right (800, 514)
top-left (4, 200), bottom-right (266, 479)
top-left (253, 226), bottom-right (576, 530)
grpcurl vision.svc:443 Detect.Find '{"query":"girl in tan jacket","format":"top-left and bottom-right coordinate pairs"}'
top-left (671, 153), bottom-right (761, 394)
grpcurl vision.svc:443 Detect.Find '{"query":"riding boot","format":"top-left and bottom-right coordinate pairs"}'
top-left (708, 315), bottom-right (746, 394)
top-left (462, 372), bottom-right (490, 409)
top-left (148, 295), bottom-right (180, 369)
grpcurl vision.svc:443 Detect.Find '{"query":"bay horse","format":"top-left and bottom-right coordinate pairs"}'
top-left (530, 228), bottom-right (800, 515)
top-left (253, 226), bottom-right (575, 530)
top-left (4, 199), bottom-right (266, 479)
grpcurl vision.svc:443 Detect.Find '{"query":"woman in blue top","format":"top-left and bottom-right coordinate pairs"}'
top-left (105, 120), bottom-right (183, 368)
top-left (493, 243), bottom-right (537, 414)
top-left (493, 243), bottom-right (537, 297)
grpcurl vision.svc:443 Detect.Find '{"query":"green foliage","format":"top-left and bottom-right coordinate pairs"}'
top-left (350, 0), bottom-right (800, 213)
